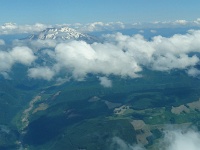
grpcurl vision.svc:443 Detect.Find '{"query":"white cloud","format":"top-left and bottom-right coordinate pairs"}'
top-left (0, 51), bottom-right (13, 72)
top-left (10, 46), bottom-right (36, 65)
top-left (2, 28), bottom-right (200, 81)
top-left (0, 72), bottom-right (11, 80)
top-left (149, 18), bottom-right (200, 28)
top-left (161, 128), bottom-right (200, 150)
top-left (29, 39), bottom-right (140, 80)
top-left (0, 22), bottom-right (125, 35)
top-left (0, 39), bottom-right (5, 45)
top-left (138, 30), bottom-right (144, 33)
top-left (12, 39), bottom-right (58, 52)
top-left (150, 30), bottom-right (157, 33)
top-left (107, 31), bottom-right (200, 71)
top-left (77, 21), bottom-right (126, 32)
top-left (53, 41), bottom-right (98, 79)
top-left (28, 67), bottom-right (55, 81)
top-left (1, 23), bottom-right (17, 30)
top-left (150, 53), bottom-right (198, 71)
top-left (194, 18), bottom-right (200, 25)
top-left (24, 29), bottom-right (200, 81)
top-left (99, 76), bottom-right (112, 88)
top-left (74, 19), bottom-right (200, 32)
top-left (0, 46), bottom-right (36, 74)
top-left (187, 67), bottom-right (200, 77)
top-left (174, 20), bottom-right (188, 25)
top-left (0, 23), bottom-right (51, 35)
top-left (53, 40), bottom-right (141, 80)
top-left (2, 18), bottom-right (200, 36)
top-left (26, 39), bottom-right (142, 80)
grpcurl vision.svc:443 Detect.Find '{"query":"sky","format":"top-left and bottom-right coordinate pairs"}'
top-left (0, 0), bottom-right (200, 24)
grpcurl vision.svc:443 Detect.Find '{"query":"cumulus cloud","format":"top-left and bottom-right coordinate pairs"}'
top-left (67, 22), bottom-right (126, 32)
top-left (10, 47), bottom-right (36, 65)
top-left (28, 67), bottom-right (55, 81)
top-left (0, 22), bottom-right (126, 35)
top-left (24, 29), bottom-right (200, 81)
top-left (99, 76), bottom-right (112, 88)
top-left (150, 30), bottom-right (157, 33)
top-left (2, 18), bottom-right (200, 36)
top-left (174, 20), bottom-right (188, 25)
top-left (0, 51), bottom-right (13, 72)
top-left (2, 28), bottom-right (200, 81)
top-left (0, 72), bottom-right (11, 80)
top-left (0, 23), bottom-right (51, 35)
top-left (76, 21), bottom-right (126, 32)
top-left (149, 18), bottom-right (200, 28)
top-left (30, 39), bottom-right (57, 49)
top-left (161, 128), bottom-right (200, 150)
top-left (1, 20), bottom-right (200, 81)
top-left (1, 23), bottom-right (17, 30)
top-left (194, 18), bottom-right (200, 25)
top-left (106, 31), bottom-right (200, 71)
top-left (53, 40), bottom-right (141, 79)
top-left (187, 67), bottom-right (200, 77)
top-left (150, 53), bottom-right (198, 71)
top-left (73, 18), bottom-right (200, 32)
top-left (12, 39), bottom-right (58, 52)
top-left (138, 30), bottom-right (144, 33)
top-left (0, 39), bottom-right (5, 45)
top-left (0, 46), bottom-right (36, 75)
top-left (27, 40), bottom-right (142, 80)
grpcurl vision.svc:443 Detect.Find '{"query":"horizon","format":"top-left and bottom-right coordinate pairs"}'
top-left (1, 18), bottom-right (200, 35)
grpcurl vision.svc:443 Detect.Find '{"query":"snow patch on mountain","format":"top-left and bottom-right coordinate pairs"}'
top-left (26, 27), bottom-right (98, 43)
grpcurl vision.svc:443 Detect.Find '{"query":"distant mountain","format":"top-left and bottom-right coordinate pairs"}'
top-left (25, 27), bottom-right (98, 43)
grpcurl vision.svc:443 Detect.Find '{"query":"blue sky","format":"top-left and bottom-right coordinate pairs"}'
top-left (0, 0), bottom-right (200, 24)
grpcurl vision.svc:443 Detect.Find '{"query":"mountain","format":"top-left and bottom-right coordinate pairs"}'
top-left (26, 27), bottom-right (98, 43)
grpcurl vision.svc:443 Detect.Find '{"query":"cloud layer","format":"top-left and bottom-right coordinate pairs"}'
top-left (27, 40), bottom-right (142, 81)
top-left (1, 18), bottom-right (200, 35)
top-left (0, 23), bottom-right (50, 35)
top-left (27, 30), bottom-right (200, 81)
top-left (1, 29), bottom-right (200, 82)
